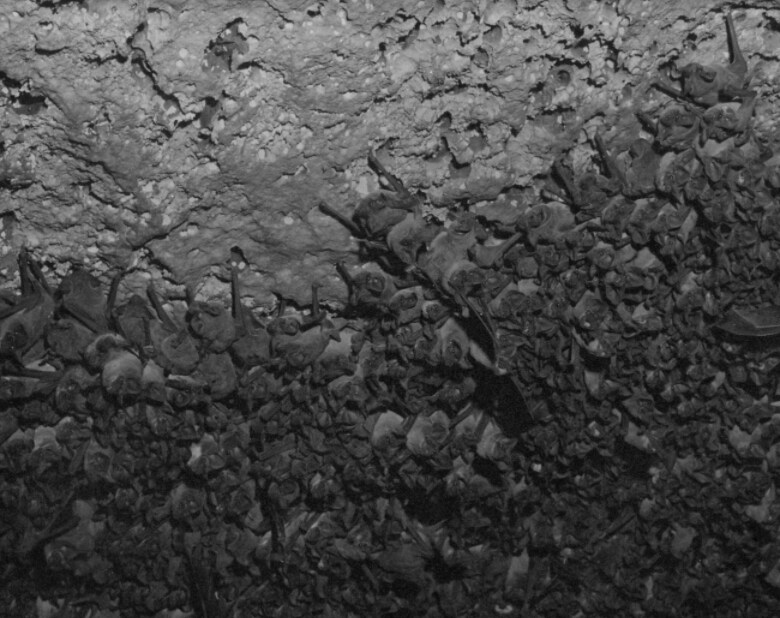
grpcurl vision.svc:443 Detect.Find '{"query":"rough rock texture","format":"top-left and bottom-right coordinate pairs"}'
top-left (1, 0), bottom-right (779, 308)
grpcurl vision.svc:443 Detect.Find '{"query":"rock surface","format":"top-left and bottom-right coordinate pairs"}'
top-left (1, 0), bottom-right (778, 308)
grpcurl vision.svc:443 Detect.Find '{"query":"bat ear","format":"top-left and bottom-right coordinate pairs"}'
top-left (366, 273), bottom-right (388, 294)
top-left (629, 138), bottom-right (652, 158)
top-left (0, 322), bottom-right (29, 356)
top-left (229, 245), bottom-right (247, 267)
top-left (698, 67), bottom-right (717, 82)
top-left (18, 248), bottom-right (50, 296)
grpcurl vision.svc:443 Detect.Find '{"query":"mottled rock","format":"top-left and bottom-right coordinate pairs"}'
top-left (0, 0), bottom-right (776, 307)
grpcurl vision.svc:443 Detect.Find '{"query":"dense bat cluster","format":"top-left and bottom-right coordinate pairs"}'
top-left (0, 236), bottom-right (527, 616)
top-left (3, 11), bottom-right (780, 618)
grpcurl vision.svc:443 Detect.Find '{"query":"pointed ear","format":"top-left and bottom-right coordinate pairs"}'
top-left (698, 67), bottom-right (717, 83)
top-left (595, 134), bottom-right (627, 186)
top-left (18, 248), bottom-right (51, 296)
top-left (230, 263), bottom-right (243, 323)
top-left (0, 301), bottom-right (26, 321)
top-left (17, 248), bottom-right (34, 297)
top-left (319, 201), bottom-right (364, 237)
top-left (309, 283), bottom-right (322, 320)
top-left (652, 80), bottom-right (686, 101)
top-left (146, 283), bottom-right (179, 332)
top-left (367, 150), bottom-right (409, 198)
top-left (106, 271), bottom-right (124, 319)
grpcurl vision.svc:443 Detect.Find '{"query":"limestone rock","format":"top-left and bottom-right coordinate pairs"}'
top-left (0, 0), bottom-right (776, 307)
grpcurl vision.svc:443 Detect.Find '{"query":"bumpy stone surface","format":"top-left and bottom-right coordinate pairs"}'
top-left (0, 0), bottom-right (778, 307)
